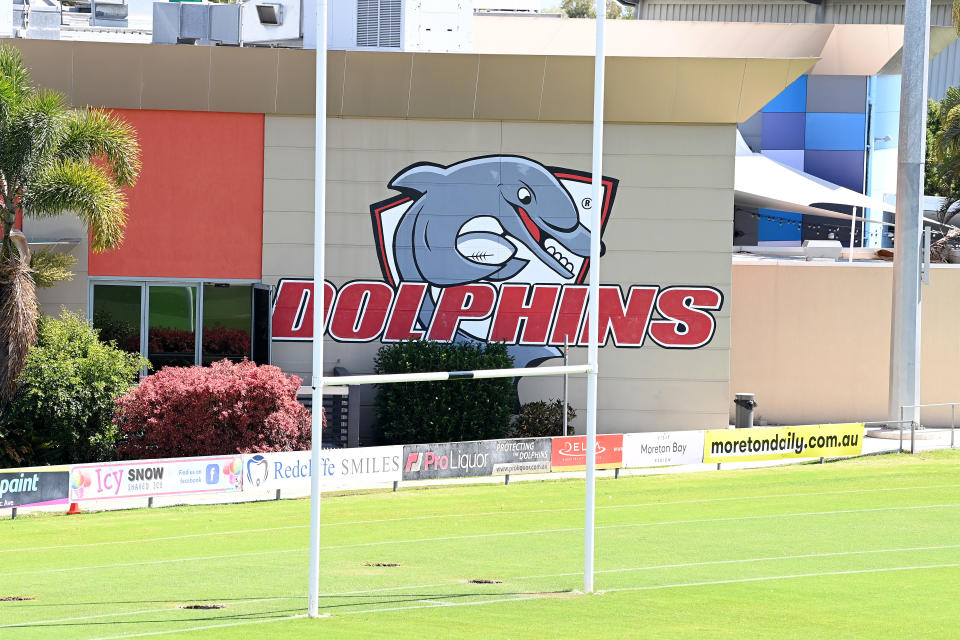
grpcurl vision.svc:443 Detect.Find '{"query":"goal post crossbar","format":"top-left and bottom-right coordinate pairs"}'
top-left (314, 364), bottom-right (593, 388)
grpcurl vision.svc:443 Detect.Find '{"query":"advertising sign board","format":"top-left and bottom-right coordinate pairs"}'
top-left (622, 431), bottom-right (705, 468)
top-left (402, 441), bottom-right (492, 481)
top-left (702, 423), bottom-right (865, 463)
top-left (551, 435), bottom-right (624, 471)
top-left (242, 446), bottom-right (402, 491)
top-left (69, 456), bottom-right (243, 501)
top-left (0, 469), bottom-right (69, 508)
top-left (488, 438), bottom-right (552, 475)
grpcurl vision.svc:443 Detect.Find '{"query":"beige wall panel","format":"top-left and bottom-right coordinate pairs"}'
top-left (603, 58), bottom-right (678, 124)
top-left (337, 118), bottom-right (502, 153)
top-left (210, 46), bottom-right (278, 114)
top-left (408, 55), bottom-right (479, 120)
top-left (600, 251), bottom-right (733, 287)
top-left (603, 124), bottom-right (734, 158)
top-left (32, 214), bottom-right (89, 316)
top-left (673, 58), bottom-right (744, 124)
top-left (341, 52), bottom-right (412, 118)
top-left (475, 55), bottom-right (544, 121)
top-left (141, 45), bottom-right (210, 112)
top-left (265, 115), bottom-right (316, 149)
top-left (263, 179), bottom-right (314, 212)
top-left (276, 50), bottom-right (315, 116)
top-left (73, 42), bottom-right (142, 109)
top-left (9, 38), bottom-right (73, 99)
top-left (264, 147), bottom-right (315, 180)
top-left (731, 261), bottom-right (895, 426)
top-left (538, 56), bottom-right (593, 123)
top-left (608, 220), bottom-right (732, 253)
top-left (264, 116), bottom-right (733, 434)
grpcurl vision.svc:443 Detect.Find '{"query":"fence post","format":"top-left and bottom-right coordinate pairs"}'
top-left (148, 496), bottom-right (154, 508)
top-left (911, 420), bottom-right (916, 454)
top-left (614, 468), bottom-right (620, 479)
top-left (504, 474), bottom-right (510, 485)
top-left (952, 405), bottom-right (956, 450)
top-left (11, 507), bottom-right (16, 520)
top-left (392, 481), bottom-right (398, 492)
top-left (275, 489), bottom-right (281, 501)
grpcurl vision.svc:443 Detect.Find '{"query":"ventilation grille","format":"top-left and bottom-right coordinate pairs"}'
top-left (357, 0), bottom-right (401, 48)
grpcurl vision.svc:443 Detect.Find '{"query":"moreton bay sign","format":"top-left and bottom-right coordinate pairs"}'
top-left (272, 156), bottom-right (724, 363)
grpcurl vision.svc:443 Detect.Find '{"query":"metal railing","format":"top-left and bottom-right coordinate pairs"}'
top-left (900, 402), bottom-right (959, 453)
top-left (865, 420), bottom-right (918, 454)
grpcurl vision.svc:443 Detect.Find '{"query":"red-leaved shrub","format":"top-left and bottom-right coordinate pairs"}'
top-left (114, 359), bottom-right (322, 459)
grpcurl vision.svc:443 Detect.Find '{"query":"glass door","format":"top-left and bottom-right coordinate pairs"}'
top-left (91, 283), bottom-right (143, 354)
top-left (147, 284), bottom-right (199, 369)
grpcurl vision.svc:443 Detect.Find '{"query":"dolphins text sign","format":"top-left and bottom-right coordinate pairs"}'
top-left (271, 155), bottom-right (724, 356)
top-left (272, 280), bottom-right (722, 349)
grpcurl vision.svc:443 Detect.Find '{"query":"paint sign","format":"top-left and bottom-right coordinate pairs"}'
top-left (0, 469), bottom-right (69, 508)
top-left (551, 434), bottom-right (624, 471)
top-left (702, 424), bottom-right (865, 463)
top-left (242, 446), bottom-right (402, 491)
top-left (69, 456), bottom-right (243, 501)
top-left (622, 431), bottom-right (705, 468)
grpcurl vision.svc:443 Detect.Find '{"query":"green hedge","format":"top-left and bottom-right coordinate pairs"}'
top-left (373, 340), bottom-right (514, 444)
top-left (0, 311), bottom-right (148, 466)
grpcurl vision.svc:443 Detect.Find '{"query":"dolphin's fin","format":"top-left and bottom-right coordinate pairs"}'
top-left (487, 258), bottom-right (529, 281)
top-left (389, 163), bottom-right (447, 195)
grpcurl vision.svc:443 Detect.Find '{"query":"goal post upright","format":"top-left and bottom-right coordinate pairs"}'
top-left (308, 0), bottom-right (328, 620)
top-left (584, 4), bottom-right (606, 595)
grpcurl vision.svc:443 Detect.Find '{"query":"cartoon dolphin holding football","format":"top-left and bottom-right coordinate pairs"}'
top-left (373, 155), bottom-right (614, 369)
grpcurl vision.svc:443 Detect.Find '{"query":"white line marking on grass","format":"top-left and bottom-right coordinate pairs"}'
top-left (7, 482), bottom-right (959, 555)
top-left (0, 598), bottom-right (303, 629)
top-left (602, 562), bottom-right (960, 594)
top-left (337, 595), bottom-right (537, 617)
top-left (86, 613), bottom-right (311, 640)
top-left (6, 503), bottom-right (960, 577)
top-left (8, 544), bottom-right (960, 630)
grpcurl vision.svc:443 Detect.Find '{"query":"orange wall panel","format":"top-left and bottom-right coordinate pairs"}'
top-left (88, 109), bottom-right (264, 279)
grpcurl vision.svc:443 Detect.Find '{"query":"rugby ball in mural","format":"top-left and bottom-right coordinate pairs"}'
top-left (369, 155), bottom-right (617, 367)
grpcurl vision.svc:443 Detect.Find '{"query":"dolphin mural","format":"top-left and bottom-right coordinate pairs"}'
top-left (370, 155), bottom-right (617, 369)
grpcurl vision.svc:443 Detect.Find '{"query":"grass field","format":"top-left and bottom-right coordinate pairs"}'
top-left (2, 451), bottom-right (960, 639)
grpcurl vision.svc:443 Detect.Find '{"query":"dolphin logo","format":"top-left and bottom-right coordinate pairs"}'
top-left (371, 155), bottom-right (617, 368)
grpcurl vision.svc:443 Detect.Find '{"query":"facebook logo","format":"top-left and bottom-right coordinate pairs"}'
top-left (205, 464), bottom-right (219, 485)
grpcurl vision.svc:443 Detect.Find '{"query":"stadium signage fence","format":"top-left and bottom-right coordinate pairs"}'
top-left (0, 468), bottom-right (69, 508)
top-left (0, 424), bottom-right (867, 509)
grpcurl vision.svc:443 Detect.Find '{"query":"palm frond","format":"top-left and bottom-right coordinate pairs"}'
top-left (29, 248), bottom-right (76, 288)
top-left (23, 159), bottom-right (127, 252)
top-left (59, 108), bottom-right (141, 187)
top-left (0, 44), bottom-right (31, 101)
top-left (0, 89), bottom-right (69, 190)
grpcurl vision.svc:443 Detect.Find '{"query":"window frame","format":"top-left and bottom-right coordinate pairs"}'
top-left (88, 277), bottom-right (263, 368)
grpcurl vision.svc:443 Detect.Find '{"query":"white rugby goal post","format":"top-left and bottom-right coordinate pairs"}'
top-left (307, 1), bottom-right (608, 618)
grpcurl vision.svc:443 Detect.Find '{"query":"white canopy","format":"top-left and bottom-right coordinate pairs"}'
top-left (734, 132), bottom-right (896, 227)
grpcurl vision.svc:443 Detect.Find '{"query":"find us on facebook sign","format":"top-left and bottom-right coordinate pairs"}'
top-left (271, 155), bottom-right (724, 355)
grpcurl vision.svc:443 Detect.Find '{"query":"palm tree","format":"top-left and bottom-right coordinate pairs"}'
top-left (0, 44), bottom-right (140, 399)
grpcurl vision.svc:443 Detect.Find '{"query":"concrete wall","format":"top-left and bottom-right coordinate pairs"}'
top-left (264, 116), bottom-right (735, 435)
top-left (731, 258), bottom-right (960, 427)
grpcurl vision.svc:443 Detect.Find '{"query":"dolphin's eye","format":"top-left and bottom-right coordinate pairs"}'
top-left (517, 187), bottom-right (532, 205)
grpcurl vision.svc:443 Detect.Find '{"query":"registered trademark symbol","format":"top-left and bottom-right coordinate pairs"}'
top-left (582, 197), bottom-right (592, 209)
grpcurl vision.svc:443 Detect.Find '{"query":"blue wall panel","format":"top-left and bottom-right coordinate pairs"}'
top-left (804, 150), bottom-right (865, 193)
top-left (762, 76), bottom-right (807, 113)
top-left (805, 113), bottom-right (867, 151)
top-left (757, 208), bottom-right (801, 245)
top-left (762, 112), bottom-right (806, 150)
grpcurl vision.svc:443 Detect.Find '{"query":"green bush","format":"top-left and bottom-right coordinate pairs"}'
top-left (0, 311), bottom-right (148, 466)
top-left (509, 399), bottom-right (576, 438)
top-left (373, 340), bottom-right (514, 444)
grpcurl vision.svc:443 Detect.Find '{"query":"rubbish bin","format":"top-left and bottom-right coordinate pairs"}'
top-left (734, 393), bottom-right (757, 428)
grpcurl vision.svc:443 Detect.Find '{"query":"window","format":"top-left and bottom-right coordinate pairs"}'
top-left (91, 280), bottom-right (272, 370)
